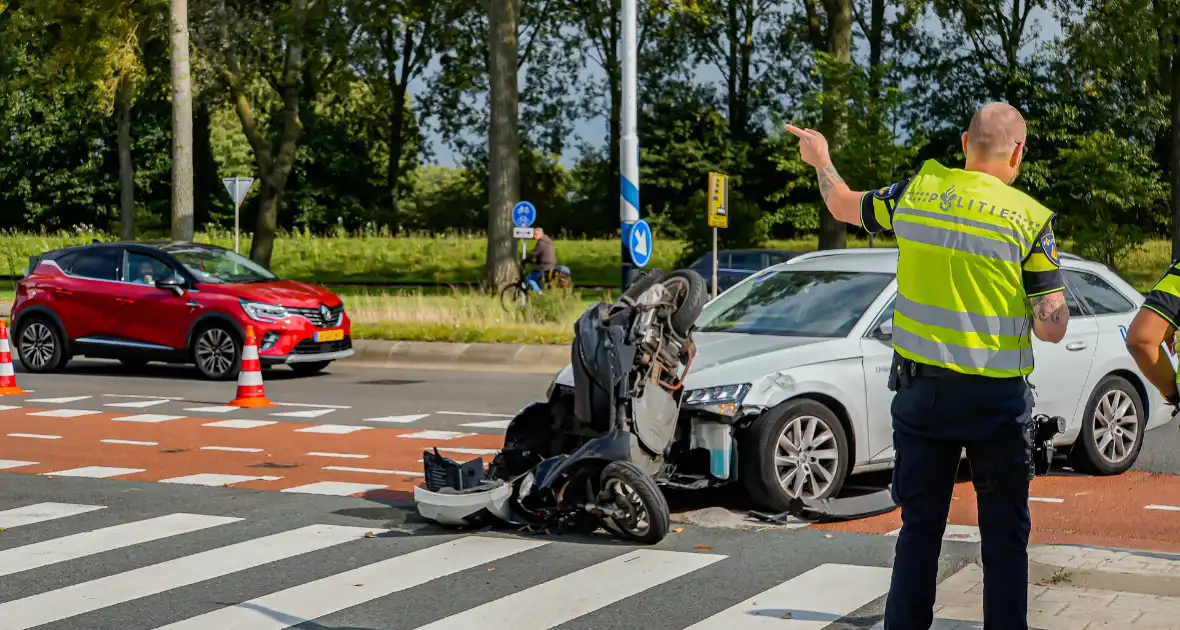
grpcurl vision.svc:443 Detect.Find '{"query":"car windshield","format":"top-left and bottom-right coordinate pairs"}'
top-left (695, 269), bottom-right (895, 337)
top-left (163, 246), bottom-right (278, 284)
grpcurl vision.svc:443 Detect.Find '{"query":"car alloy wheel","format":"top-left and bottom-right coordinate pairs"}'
top-left (1091, 388), bottom-right (1139, 466)
top-left (774, 414), bottom-right (841, 501)
top-left (19, 322), bottom-right (56, 370)
top-left (1071, 374), bottom-right (1145, 475)
top-left (195, 327), bottom-right (237, 379)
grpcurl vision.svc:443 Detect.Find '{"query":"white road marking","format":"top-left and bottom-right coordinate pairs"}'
top-left (159, 474), bottom-right (283, 486)
top-left (682, 563), bottom-right (894, 629)
top-left (397, 430), bottom-right (476, 440)
top-left (0, 502), bottom-right (105, 529)
top-left (270, 408), bottom-right (336, 419)
top-left (280, 482), bottom-right (388, 496)
top-left (101, 439), bottom-right (158, 446)
top-left (104, 394), bottom-right (185, 400)
top-left (362, 414), bottom-right (429, 423)
top-left (104, 399), bottom-right (171, 409)
top-left (459, 420), bottom-right (512, 429)
top-left (27, 409), bottom-right (100, 418)
top-left (435, 411), bottom-right (514, 418)
top-left (0, 524), bottom-right (373, 630)
top-left (149, 536), bottom-right (550, 630)
top-left (0, 405), bottom-right (22, 412)
top-left (200, 446), bottom-right (263, 453)
top-left (307, 452), bottom-right (369, 459)
top-left (0, 459), bottom-right (37, 470)
top-left (202, 419), bottom-right (277, 429)
top-left (113, 414), bottom-right (187, 423)
top-left (433, 447), bottom-right (500, 455)
top-left (0, 513), bottom-right (242, 578)
top-left (1147, 504), bottom-right (1180, 511)
top-left (7, 433), bottom-right (61, 440)
top-left (1030, 497), bottom-right (1064, 503)
top-left (40, 466), bottom-right (145, 478)
top-left (887, 524), bottom-right (981, 543)
top-left (322, 465), bottom-right (423, 476)
top-left (183, 405), bottom-right (240, 413)
top-left (413, 549), bottom-right (727, 630)
top-left (26, 396), bottom-right (91, 404)
top-left (294, 424), bottom-right (371, 435)
top-left (273, 402), bottom-right (352, 409)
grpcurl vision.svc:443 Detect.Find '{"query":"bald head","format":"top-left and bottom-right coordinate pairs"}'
top-left (965, 102), bottom-right (1027, 161)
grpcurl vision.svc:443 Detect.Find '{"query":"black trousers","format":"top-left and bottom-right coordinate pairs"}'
top-left (882, 368), bottom-right (1035, 630)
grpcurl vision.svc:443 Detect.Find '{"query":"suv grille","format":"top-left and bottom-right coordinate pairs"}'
top-left (292, 336), bottom-right (352, 355)
top-left (288, 304), bottom-right (344, 328)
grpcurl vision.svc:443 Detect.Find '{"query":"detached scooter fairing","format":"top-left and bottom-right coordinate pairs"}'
top-left (415, 268), bottom-right (707, 544)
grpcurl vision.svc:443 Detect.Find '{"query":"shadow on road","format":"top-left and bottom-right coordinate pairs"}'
top-left (13, 358), bottom-right (326, 383)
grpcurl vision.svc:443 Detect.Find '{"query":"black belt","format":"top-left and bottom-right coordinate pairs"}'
top-left (902, 358), bottom-right (1022, 381)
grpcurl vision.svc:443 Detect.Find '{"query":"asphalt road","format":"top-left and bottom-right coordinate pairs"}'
top-left (0, 474), bottom-right (977, 630)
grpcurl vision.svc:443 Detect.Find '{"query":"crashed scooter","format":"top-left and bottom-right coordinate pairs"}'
top-left (415, 268), bottom-right (707, 544)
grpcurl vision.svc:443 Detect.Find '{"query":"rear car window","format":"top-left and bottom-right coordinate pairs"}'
top-left (66, 249), bottom-right (121, 281)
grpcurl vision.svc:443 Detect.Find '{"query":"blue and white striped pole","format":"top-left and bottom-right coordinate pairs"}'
top-left (619, 0), bottom-right (640, 289)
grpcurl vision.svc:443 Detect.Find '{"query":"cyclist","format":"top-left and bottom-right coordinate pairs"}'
top-left (523, 227), bottom-right (557, 295)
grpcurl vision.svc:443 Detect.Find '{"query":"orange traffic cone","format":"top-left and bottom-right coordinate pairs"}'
top-left (230, 325), bottom-right (273, 408)
top-left (0, 320), bottom-right (25, 396)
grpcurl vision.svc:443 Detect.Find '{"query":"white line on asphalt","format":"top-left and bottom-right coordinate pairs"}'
top-left (432, 447), bottom-right (499, 455)
top-left (7, 433), bottom-right (61, 440)
top-left (200, 446), bottom-right (263, 453)
top-left (887, 524), bottom-right (981, 543)
top-left (183, 405), bottom-right (240, 414)
top-left (202, 419), bottom-right (278, 429)
top-left (104, 394), bottom-right (185, 400)
top-left (435, 411), bottom-right (514, 418)
top-left (0, 513), bottom-right (243, 578)
top-left (112, 414), bottom-right (187, 423)
top-left (279, 482), bottom-right (388, 496)
top-left (40, 466), bottom-right (145, 479)
top-left (459, 420), bottom-right (512, 429)
top-left (26, 396), bottom-right (92, 404)
top-left (0, 460), bottom-right (37, 470)
top-left (361, 414), bottom-right (429, 424)
top-left (307, 452), bottom-right (369, 459)
top-left (397, 430), bottom-right (476, 440)
top-left (413, 549), bottom-right (727, 630)
top-left (1146, 504), bottom-right (1180, 511)
top-left (272, 402), bottom-right (352, 409)
top-left (0, 503), bottom-right (105, 529)
top-left (322, 466), bottom-right (423, 476)
top-left (159, 474), bottom-right (283, 486)
top-left (0, 405), bottom-right (22, 412)
top-left (0, 524), bottom-right (373, 630)
top-left (294, 424), bottom-right (371, 435)
top-left (1030, 497), bottom-right (1065, 503)
top-left (104, 399), bottom-right (171, 409)
top-left (149, 536), bottom-right (552, 630)
top-left (26, 409), bottom-right (101, 418)
top-left (682, 563), bottom-right (893, 629)
top-left (270, 408), bottom-right (336, 419)
top-left (101, 439), bottom-right (158, 446)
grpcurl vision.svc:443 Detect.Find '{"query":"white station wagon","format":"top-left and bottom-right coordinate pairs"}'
top-left (550, 248), bottom-right (1167, 512)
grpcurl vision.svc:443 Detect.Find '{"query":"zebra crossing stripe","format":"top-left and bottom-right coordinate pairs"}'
top-left (0, 524), bottom-right (372, 630)
top-left (0, 513), bottom-right (243, 578)
top-left (151, 536), bottom-right (551, 629)
top-left (681, 563), bottom-right (894, 628)
top-left (0, 502), bottom-right (104, 529)
top-left (412, 549), bottom-right (727, 629)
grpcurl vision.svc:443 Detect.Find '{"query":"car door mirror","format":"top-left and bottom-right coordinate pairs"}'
top-left (874, 318), bottom-right (893, 340)
top-left (155, 275), bottom-right (185, 296)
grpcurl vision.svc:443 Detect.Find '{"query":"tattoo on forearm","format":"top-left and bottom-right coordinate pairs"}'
top-left (817, 166), bottom-right (844, 203)
top-left (1032, 293), bottom-right (1068, 324)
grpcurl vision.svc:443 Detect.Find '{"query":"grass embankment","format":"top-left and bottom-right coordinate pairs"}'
top-left (0, 230), bottom-right (1173, 344)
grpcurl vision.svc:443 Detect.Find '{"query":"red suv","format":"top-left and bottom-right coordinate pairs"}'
top-left (11, 241), bottom-right (354, 380)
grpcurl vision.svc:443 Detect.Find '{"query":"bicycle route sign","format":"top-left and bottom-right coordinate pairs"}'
top-left (626, 219), bottom-right (653, 268)
top-left (512, 201), bottom-right (536, 228)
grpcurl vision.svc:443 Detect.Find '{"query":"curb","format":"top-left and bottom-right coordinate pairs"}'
top-left (344, 339), bottom-right (570, 374)
top-left (1027, 544), bottom-right (1180, 597)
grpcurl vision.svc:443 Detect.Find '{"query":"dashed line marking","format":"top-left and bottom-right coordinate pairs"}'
top-left (113, 414), bottom-right (187, 423)
top-left (202, 419), bottom-right (278, 429)
top-left (273, 402), bottom-right (352, 409)
top-left (295, 425), bottom-right (371, 435)
top-left (159, 473), bottom-right (283, 486)
top-left (279, 482), bottom-right (388, 496)
top-left (0, 405), bottom-right (23, 412)
top-left (307, 452), bottom-right (369, 459)
top-left (361, 415), bottom-right (429, 424)
top-left (104, 399), bottom-right (171, 409)
top-left (104, 394), bottom-right (185, 400)
top-left (101, 439), bottom-right (159, 446)
top-left (0, 460), bottom-right (38, 470)
top-left (27, 409), bottom-right (101, 418)
top-left (1030, 497), bottom-right (1064, 503)
top-left (436, 411), bottom-right (514, 418)
top-left (26, 396), bottom-right (92, 404)
top-left (433, 447), bottom-right (500, 455)
top-left (1146, 504), bottom-right (1180, 511)
top-left (322, 466), bottom-right (423, 476)
top-left (184, 405), bottom-right (240, 414)
top-left (41, 466), bottom-right (145, 478)
top-left (398, 430), bottom-right (477, 440)
top-left (459, 420), bottom-right (512, 429)
top-left (271, 409), bottom-right (336, 419)
top-left (8, 433), bottom-right (62, 440)
top-left (200, 446), bottom-right (264, 453)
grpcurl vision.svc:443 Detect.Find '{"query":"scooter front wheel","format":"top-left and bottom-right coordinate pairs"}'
top-left (599, 461), bottom-right (670, 545)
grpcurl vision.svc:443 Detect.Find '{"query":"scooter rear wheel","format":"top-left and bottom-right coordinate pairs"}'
top-left (599, 461), bottom-right (670, 545)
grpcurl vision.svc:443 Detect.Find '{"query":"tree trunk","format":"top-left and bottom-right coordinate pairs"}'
top-left (387, 92), bottom-right (405, 232)
top-left (817, 0), bottom-right (853, 251)
top-left (116, 76), bottom-right (135, 241)
top-left (169, 0), bottom-right (194, 242)
top-left (252, 180), bottom-right (283, 266)
top-left (485, 0), bottom-right (520, 291)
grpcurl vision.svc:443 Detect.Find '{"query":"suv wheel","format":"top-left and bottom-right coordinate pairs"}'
top-left (1070, 375), bottom-right (1145, 475)
top-left (192, 323), bottom-right (241, 381)
top-left (740, 398), bottom-right (851, 512)
top-left (16, 317), bottom-right (67, 373)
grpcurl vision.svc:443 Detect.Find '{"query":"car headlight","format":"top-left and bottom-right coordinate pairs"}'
top-left (240, 299), bottom-right (289, 322)
top-left (683, 383), bottom-right (751, 416)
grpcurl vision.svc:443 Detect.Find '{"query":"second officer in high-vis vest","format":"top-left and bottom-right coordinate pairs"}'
top-left (785, 102), bottom-right (1070, 630)
top-left (1124, 265), bottom-right (1180, 411)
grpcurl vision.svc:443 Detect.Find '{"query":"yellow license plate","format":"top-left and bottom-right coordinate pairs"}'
top-left (315, 329), bottom-right (344, 343)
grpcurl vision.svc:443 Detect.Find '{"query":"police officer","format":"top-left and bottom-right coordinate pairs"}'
top-left (785, 101), bottom-right (1070, 630)
top-left (1124, 262), bottom-right (1180, 410)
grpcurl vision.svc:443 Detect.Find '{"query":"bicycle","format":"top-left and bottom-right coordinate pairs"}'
top-left (499, 263), bottom-right (572, 312)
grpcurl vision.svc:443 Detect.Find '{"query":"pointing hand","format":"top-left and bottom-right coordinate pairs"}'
top-left (784, 124), bottom-right (831, 168)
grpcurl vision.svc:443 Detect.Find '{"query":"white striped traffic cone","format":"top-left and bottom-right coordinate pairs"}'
top-left (0, 320), bottom-right (25, 396)
top-left (230, 325), bottom-right (274, 408)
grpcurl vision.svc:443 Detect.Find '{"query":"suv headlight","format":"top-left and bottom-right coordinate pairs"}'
top-left (683, 383), bottom-right (751, 416)
top-left (241, 299), bottom-right (289, 322)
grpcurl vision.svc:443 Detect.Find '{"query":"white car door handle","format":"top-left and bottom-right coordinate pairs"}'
top-left (1066, 341), bottom-right (1087, 351)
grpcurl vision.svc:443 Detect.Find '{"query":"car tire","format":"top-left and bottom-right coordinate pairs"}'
top-left (740, 398), bottom-right (851, 512)
top-left (191, 323), bottom-right (241, 381)
top-left (291, 361), bottom-right (330, 376)
top-left (14, 316), bottom-right (67, 373)
top-left (1070, 374), bottom-right (1145, 475)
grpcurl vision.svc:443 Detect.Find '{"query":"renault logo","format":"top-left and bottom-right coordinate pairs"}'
top-left (319, 304), bottom-right (331, 321)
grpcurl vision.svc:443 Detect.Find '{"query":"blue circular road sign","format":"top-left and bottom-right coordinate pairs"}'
top-left (512, 201), bottom-right (537, 228)
top-left (627, 219), bottom-right (653, 267)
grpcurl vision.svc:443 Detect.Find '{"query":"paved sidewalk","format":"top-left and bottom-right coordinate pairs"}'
top-left (923, 545), bottom-right (1180, 629)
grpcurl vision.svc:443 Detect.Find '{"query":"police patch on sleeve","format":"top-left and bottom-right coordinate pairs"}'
top-left (872, 183), bottom-right (898, 200)
top-left (1041, 231), bottom-right (1060, 266)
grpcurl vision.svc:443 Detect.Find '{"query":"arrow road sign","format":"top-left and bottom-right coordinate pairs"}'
top-left (512, 201), bottom-right (536, 228)
top-left (627, 219), bottom-right (653, 268)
